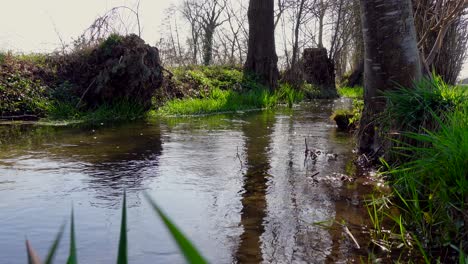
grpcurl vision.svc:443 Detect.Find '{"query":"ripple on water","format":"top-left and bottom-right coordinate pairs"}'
top-left (0, 101), bottom-right (374, 263)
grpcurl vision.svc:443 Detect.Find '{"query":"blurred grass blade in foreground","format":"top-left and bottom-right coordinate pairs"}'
top-left (67, 208), bottom-right (78, 264)
top-left (117, 191), bottom-right (128, 264)
top-left (44, 223), bottom-right (66, 264)
top-left (144, 192), bottom-right (208, 264)
top-left (26, 239), bottom-right (42, 264)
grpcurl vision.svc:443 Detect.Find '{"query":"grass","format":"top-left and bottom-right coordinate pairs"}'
top-left (158, 83), bottom-right (304, 115)
top-left (365, 76), bottom-right (468, 262)
top-left (25, 192), bottom-right (207, 264)
top-left (337, 86), bottom-right (363, 99)
top-left (45, 100), bottom-right (147, 123)
top-left (381, 75), bottom-right (468, 163)
top-left (383, 76), bottom-right (467, 134)
top-left (389, 106), bottom-right (467, 250)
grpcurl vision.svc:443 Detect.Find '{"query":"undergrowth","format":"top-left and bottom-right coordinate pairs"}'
top-left (0, 52), bottom-right (55, 117)
top-left (366, 76), bottom-right (468, 263)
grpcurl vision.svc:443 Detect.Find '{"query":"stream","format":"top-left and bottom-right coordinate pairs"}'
top-left (0, 100), bottom-right (375, 263)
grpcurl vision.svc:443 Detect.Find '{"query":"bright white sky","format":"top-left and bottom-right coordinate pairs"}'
top-left (1, 0), bottom-right (467, 79)
top-left (0, 0), bottom-right (173, 51)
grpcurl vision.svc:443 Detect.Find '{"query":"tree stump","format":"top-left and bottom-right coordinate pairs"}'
top-left (302, 48), bottom-right (337, 98)
top-left (346, 61), bottom-right (364, 87)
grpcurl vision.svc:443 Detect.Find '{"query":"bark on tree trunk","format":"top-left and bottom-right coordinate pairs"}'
top-left (202, 25), bottom-right (215, 65)
top-left (244, 0), bottom-right (279, 90)
top-left (358, 0), bottom-right (422, 154)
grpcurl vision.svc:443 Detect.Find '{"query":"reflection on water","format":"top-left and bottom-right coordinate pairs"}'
top-left (0, 101), bottom-right (372, 263)
top-left (1, 122), bottom-right (163, 203)
top-left (236, 111), bottom-right (275, 263)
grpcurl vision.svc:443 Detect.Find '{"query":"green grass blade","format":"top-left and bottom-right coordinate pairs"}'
top-left (67, 208), bottom-right (78, 264)
top-left (117, 191), bottom-right (128, 264)
top-left (44, 223), bottom-right (66, 264)
top-left (25, 239), bottom-right (42, 264)
top-left (144, 192), bottom-right (208, 264)
top-left (411, 233), bottom-right (430, 264)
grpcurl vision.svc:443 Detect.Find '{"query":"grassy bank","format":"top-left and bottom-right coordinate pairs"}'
top-left (367, 77), bottom-right (467, 262)
top-left (1, 53), bottom-right (311, 121)
top-left (157, 84), bottom-right (303, 115)
top-left (155, 65), bottom-right (305, 115)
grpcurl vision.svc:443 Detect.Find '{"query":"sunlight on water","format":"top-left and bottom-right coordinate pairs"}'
top-left (0, 100), bottom-right (373, 263)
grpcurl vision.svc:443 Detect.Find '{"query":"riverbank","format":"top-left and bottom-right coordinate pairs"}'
top-left (1, 50), bottom-right (335, 123)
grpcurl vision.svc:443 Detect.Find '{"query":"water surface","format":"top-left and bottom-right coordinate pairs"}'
top-left (0, 100), bottom-right (372, 263)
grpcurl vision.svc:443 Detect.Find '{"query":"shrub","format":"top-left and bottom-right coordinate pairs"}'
top-left (0, 53), bottom-right (55, 117)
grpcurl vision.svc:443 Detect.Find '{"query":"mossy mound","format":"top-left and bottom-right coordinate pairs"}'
top-left (57, 34), bottom-right (163, 109)
top-left (332, 112), bottom-right (355, 131)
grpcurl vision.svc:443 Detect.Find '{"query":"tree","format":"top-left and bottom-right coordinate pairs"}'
top-left (199, 0), bottom-right (228, 65)
top-left (181, 0), bottom-right (203, 64)
top-left (413, 0), bottom-right (468, 84)
top-left (245, 0), bottom-right (279, 90)
top-left (290, 0), bottom-right (310, 68)
top-left (358, 0), bottom-right (422, 154)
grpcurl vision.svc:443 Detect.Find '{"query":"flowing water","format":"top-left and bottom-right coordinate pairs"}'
top-left (0, 100), bottom-right (375, 263)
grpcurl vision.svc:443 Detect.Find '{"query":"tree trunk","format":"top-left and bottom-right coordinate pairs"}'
top-left (291, 0), bottom-right (306, 68)
top-left (318, 0), bottom-right (325, 49)
top-left (358, 0), bottom-right (422, 154)
top-left (244, 0), bottom-right (279, 90)
top-left (191, 26), bottom-right (199, 64)
top-left (202, 25), bottom-right (215, 65)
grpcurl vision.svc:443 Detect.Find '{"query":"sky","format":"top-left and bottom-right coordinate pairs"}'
top-left (1, 0), bottom-right (467, 79)
top-left (0, 0), bottom-right (173, 51)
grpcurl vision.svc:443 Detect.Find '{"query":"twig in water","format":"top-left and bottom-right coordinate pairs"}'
top-left (343, 225), bottom-right (360, 249)
top-left (236, 146), bottom-right (243, 168)
top-left (310, 171), bottom-right (319, 178)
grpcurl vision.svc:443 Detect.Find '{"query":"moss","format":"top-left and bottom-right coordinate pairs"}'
top-left (331, 110), bottom-right (355, 130)
top-left (331, 99), bottom-right (363, 131)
